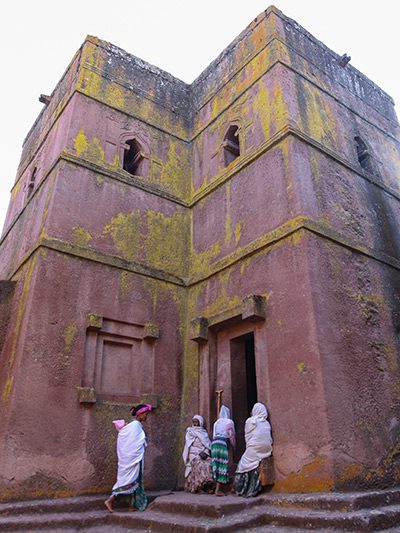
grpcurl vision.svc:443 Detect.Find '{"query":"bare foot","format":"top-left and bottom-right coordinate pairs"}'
top-left (104, 499), bottom-right (114, 513)
top-left (129, 506), bottom-right (137, 512)
top-left (215, 491), bottom-right (225, 497)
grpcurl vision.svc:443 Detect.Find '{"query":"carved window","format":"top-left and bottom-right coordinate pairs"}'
top-left (354, 136), bottom-right (377, 176)
top-left (27, 167), bottom-right (37, 198)
top-left (223, 125), bottom-right (240, 167)
top-left (123, 138), bottom-right (144, 176)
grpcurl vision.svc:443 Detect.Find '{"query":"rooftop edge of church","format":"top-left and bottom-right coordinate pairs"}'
top-left (22, 5), bottom-right (397, 154)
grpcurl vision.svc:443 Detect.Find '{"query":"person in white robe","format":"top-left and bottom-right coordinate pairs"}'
top-left (234, 402), bottom-right (272, 497)
top-left (211, 405), bottom-right (236, 496)
top-left (182, 415), bottom-right (214, 493)
top-left (105, 404), bottom-right (151, 512)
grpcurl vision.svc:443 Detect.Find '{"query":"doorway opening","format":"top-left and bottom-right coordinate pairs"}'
top-left (230, 332), bottom-right (257, 464)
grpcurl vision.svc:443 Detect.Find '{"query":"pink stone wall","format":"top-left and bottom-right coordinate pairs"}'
top-left (1, 7), bottom-right (400, 500)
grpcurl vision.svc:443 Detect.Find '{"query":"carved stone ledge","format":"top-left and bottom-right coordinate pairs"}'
top-left (189, 317), bottom-right (209, 342)
top-left (241, 294), bottom-right (267, 321)
top-left (190, 295), bottom-right (266, 343)
top-left (141, 393), bottom-right (159, 408)
top-left (86, 313), bottom-right (103, 330)
top-left (78, 386), bottom-right (96, 404)
top-left (144, 323), bottom-right (159, 340)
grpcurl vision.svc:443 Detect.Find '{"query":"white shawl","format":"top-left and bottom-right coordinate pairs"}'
top-left (236, 403), bottom-right (272, 474)
top-left (213, 405), bottom-right (235, 441)
top-left (113, 419), bottom-right (147, 490)
top-left (182, 415), bottom-right (212, 478)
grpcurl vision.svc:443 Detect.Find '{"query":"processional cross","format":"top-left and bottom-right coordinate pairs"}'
top-left (216, 388), bottom-right (224, 416)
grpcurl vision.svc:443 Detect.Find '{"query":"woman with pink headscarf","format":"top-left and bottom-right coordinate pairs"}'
top-left (234, 402), bottom-right (272, 498)
top-left (105, 404), bottom-right (152, 513)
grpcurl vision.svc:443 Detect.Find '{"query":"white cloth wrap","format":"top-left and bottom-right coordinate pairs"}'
top-left (113, 419), bottom-right (147, 490)
top-left (213, 405), bottom-right (235, 440)
top-left (182, 415), bottom-right (212, 478)
top-left (236, 403), bottom-right (273, 474)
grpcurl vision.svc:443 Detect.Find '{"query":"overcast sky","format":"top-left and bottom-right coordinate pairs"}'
top-left (1, 0), bottom-right (399, 232)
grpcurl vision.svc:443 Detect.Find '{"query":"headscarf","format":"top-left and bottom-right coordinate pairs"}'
top-left (135, 404), bottom-right (152, 416)
top-left (251, 402), bottom-right (268, 420)
top-left (193, 414), bottom-right (204, 426)
top-left (219, 406), bottom-right (230, 419)
top-left (182, 415), bottom-right (212, 477)
top-left (213, 405), bottom-right (236, 444)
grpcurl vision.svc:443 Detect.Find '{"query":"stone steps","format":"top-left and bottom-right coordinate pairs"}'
top-left (0, 494), bottom-right (106, 517)
top-left (1, 489), bottom-right (400, 532)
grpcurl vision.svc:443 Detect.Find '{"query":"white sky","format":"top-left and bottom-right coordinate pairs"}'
top-left (1, 0), bottom-right (399, 232)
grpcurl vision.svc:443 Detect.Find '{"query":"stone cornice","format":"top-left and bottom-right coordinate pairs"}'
top-left (189, 216), bottom-right (400, 285)
top-left (190, 124), bottom-right (400, 206)
top-left (60, 151), bottom-right (189, 206)
top-left (12, 235), bottom-right (185, 287)
top-left (7, 217), bottom-right (400, 286)
top-left (4, 125), bottom-right (399, 253)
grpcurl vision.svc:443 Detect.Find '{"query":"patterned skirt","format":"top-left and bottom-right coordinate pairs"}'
top-left (211, 437), bottom-right (230, 484)
top-left (185, 456), bottom-right (214, 493)
top-left (111, 461), bottom-right (148, 511)
top-left (233, 466), bottom-right (261, 498)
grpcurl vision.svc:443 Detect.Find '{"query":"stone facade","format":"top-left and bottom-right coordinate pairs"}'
top-left (1, 6), bottom-right (400, 501)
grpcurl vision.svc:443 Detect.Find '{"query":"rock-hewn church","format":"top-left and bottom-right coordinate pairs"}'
top-left (1, 6), bottom-right (400, 500)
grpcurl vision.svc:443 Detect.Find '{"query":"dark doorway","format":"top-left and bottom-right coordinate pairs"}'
top-left (230, 332), bottom-right (257, 465)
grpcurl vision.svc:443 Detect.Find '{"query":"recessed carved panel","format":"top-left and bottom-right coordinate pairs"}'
top-left (81, 315), bottom-right (158, 404)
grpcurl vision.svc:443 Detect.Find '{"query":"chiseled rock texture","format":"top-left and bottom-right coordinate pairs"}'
top-left (0, 6), bottom-right (399, 501)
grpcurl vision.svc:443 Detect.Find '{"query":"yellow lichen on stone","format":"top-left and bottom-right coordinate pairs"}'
top-left (72, 226), bottom-right (92, 247)
top-left (254, 82), bottom-right (271, 139)
top-left (74, 127), bottom-right (105, 165)
top-left (234, 221), bottom-right (243, 246)
top-left (2, 377), bottom-right (12, 405)
top-left (102, 207), bottom-right (190, 277)
top-left (11, 181), bottom-right (21, 201)
top-left (159, 140), bottom-right (190, 199)
top-left (346, 289), bottom-right (386, 323)
top-left (54, 323), bottom-right (78, 370)
top-left (240, 257), bottom-right (251, 276)
top-left (271, 86), bottom-right (290, 132)
top-left (338, 462), bottom-right (364, 484)
top-left (145, 210), bottom-right (186, 272)
top-left (274, 456), bottom-right (334, 493)
top-left (203, 268), bottom-right (241, 316)
top-left (298, 82), bottom-right (337, 145)
top-left (74, 127), bottom-right (88, 156)
top-left (62, 323), bottom-right (78, 353)
top-left (86, 137), bottom-right (105, 164)
top-left (120, 270), bottom-right (134, 298)
top-left (103, 210), bottom-right (142, 262)
top-left (291, 227), bottom-right (305, 247)
top-left (190, 241), bottom-right (221, 278)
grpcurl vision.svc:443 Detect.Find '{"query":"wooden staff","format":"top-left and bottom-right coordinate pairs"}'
top-left (216, 389), bottom-right (224, 416)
